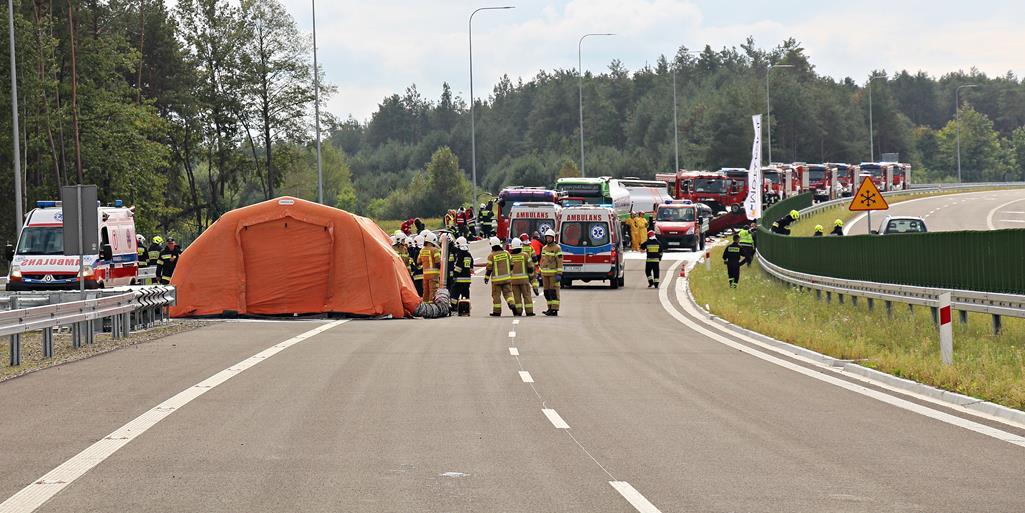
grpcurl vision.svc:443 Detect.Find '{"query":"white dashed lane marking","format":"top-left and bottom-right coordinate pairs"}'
top-left (509, 347), bottom-right (519, 356)
top-left (519, 371), bottom-right (534, 383)
top-left (609, 481), bottom-right (664, 513)
top-left (541, 408), bottom-right (570, 429)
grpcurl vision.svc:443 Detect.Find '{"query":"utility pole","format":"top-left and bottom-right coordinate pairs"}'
top-left (312, 0), bottom-right (323, 203)
top-left (7, 0), bottom-right (22, 236)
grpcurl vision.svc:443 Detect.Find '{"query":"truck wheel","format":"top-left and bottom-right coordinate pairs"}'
top-left (691, 236), bottom-right (700, 252)
top-left (699, 234), bottom-right (706, 251)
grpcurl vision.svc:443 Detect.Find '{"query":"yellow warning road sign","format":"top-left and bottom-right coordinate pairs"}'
top-left (848, 177), bottom-right (889, 212)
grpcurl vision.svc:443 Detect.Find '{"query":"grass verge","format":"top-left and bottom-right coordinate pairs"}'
top-left (689, 246), bottom-right (1025, 411)
top-left (0, 320), bottom-right (205, 382)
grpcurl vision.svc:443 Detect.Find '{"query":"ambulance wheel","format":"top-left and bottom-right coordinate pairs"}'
top-left (618, 276), bottom-right (625, 287)
top-left (608, 271), bottom-right (619, 289)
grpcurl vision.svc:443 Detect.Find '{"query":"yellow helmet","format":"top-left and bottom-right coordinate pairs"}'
top-left (814, 224), bottom-right (823, 232)
top-left (789, 210), bottom-right (799, 220)
top-left (834, 219), bottom-right (844, 227)
top-left (152, 235), bottom-right (164, 245)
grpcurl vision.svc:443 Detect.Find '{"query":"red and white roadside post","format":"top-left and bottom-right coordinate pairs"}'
top-left (704, 250), bottom-right (711, 271)
top-left (938, 292), bottom-right (953, 365)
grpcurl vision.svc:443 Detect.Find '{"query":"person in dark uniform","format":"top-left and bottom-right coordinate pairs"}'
top-left (639, 230), bottom-right (662, 288)
top-left (158, 238), bottom-right (182, 285)
top-left (770, 209), bottom-right (799, 235)
top-left (722, 233), bottom-right (744, 288)
top-left (830, 219), bottom-right (845, 236)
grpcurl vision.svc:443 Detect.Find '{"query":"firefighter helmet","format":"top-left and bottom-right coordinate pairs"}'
top-left (544, 228), bottom-right (556, 239)
top-left (510, 238), bottom-right (522, 249)
top-left (834, 219), bottom-right (844, 227)
top-left (414, 235), bottom-right (425, 249)
top-left (789, 210), bottom-right (799, 220)
top-left (648, 230), bottom-right (656, 239)
top-left (424, 232), bottom-right (438, 246)
top-left (489, 236), bottom-right (502, 248)
top-left (814, 224), bottom-right (824, 232)
top-left (152, 235), bottom-right (164, 245)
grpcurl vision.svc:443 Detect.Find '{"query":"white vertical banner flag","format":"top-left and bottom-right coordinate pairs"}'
top-left (744, 115), bottom-right (763, 220)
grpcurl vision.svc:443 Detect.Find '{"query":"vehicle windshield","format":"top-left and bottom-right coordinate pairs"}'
top-left (556, 183), bottom-right (603, 198)
top-left (808, 169), bottom-right (826, 181)
top-left (693, 179), bottom-right (726, 193)
top-left (863, 167), bottom-right (883, 177)
top-left (16, 226), bottom-right (65, 255)
top-left (510, 218), bottom-right (556, 239)
top-left (656, 208), bottom-right (695, 222)
top-left (764, 172), bottom-right (781, 184)
top-left (560, 221), bottom-right (611, 247)
top-left (884, 219), bottom-right (927, 234)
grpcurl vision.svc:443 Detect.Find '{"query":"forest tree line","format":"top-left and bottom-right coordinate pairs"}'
top-left (3, 1), bottom-right (1025, 244)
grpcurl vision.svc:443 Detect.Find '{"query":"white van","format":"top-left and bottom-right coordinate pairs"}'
top-left (508, 201), bottom-right (561, 241)
top-left (6, 201), bottom-right (141, 290)
top-left (558, 206), bottom-right (625, 289)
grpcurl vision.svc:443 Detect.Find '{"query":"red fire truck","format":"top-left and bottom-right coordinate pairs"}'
top-left (858, 162), bottom-right (910, 192)
top-left (656, 170), bottom-right (748, 235)
top-left (496, 187), bottom-right (559, 240)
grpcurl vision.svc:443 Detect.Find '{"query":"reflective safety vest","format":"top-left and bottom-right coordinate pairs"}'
top-left (420, 246), bottom-right (441, 277)
top-left (509, 251), bottom-right (534, 285)
top-left (738, 229), bottom-right (754, 246)
top-left (137, 247), bottom-right (148, 267)
top-left (643, 239), bottom-right (662, 263)
top-left (410, 248), bottom-right (423, 280)
top-left (453, 251), bottom-right (473, 283)
top-left (539, 242), bottom-right (563, 276)
top-left (487, 250), bottom-right (512, 283)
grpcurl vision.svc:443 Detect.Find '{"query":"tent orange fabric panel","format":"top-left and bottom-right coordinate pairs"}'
top-left (170, 197), bottom-right (421, 318)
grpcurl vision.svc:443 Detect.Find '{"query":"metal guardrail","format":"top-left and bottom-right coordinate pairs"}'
top-left (1, 286), bottom-right (176, 367)
top-left (758, 254), bottom-right (1023, 334)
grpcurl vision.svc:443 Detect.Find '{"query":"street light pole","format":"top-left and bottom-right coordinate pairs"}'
top-left (578, 32), bottom-right (614, 178)
top-left (672, 68), bottom-right (679, 173)
top-left (469, 6), bottom-right (513, 231)
top-left (312, 0), bottom-right (323, 203)
top-left (955, 84), bottom-right (977, 183)
top-left (867, 74), bottom-right (886, 162)
top-left (8, 0), bottom-right (22, 237)
top-left (765, 64), bottom-right (793, 166)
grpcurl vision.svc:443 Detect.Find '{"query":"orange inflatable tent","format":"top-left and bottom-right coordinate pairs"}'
top-left (170, 197), bottom-right (421, 318)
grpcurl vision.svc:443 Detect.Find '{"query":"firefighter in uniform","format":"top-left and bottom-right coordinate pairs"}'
top-left (519, 234), bottom-right (536, 263)
top-left (148, 235), bottom-right (164, 282)
top-left (410, 235), bottom-right (424, 297)
top-left (508, 239), bottom-right (537, 317)
top-left (158, 237), bottom-right (181, 285)
top-left (451, 237), bottom-right (473, 315)
top-left (538, 229), bottom-right (563, 316)
top-left (135, 235), bottom-right (149, 284)
top-left (770, 209), bottom-right (799, 235)
top-left (485, 237), bottom-right (516, 317)
top-left (830, 219), bottom-right (845, 236)
top-left (419, 232), bottom-right (441, 302)
top-left (813, 224), bottom-right (824, 237)
top-left (738, 226), bottom-right (755, 267)
top-left (640, 230), bottom-right (662, 288)
top-left (722, 233), bottom-right (744, 288)
top-left (392, 230), bottom-right (410, 266)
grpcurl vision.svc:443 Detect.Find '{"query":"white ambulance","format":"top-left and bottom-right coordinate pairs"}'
top-left (557, 206), bottom-right (625, 289)
top-left (6, 200), bottom-right (141, 290)
top-left (507, 201), bottom-right (561, 242)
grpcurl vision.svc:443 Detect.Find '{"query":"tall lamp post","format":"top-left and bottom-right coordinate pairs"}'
top-left (671, 50), bottom-right (698, 173)
top-left (765, 63), bottom-right (793, 166)
top-left (8, 0), bottom-right (22, 236)
top-left (469, 6), bottom-right (513, 231)
top-left (312, 0), bottom-right (323, 203)
top-left (578, 32), bottom-right (614, 177)
top-left (955, 84), bottom-right (977, 183)
top-left (867, 74), bottom-right (886, 162)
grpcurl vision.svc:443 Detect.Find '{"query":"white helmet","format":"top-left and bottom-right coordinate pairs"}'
top-left (510, 238), bottom-right (522, 249)
top-left (419, 229), bottom-right (431, 237)
top-left (414, 235), bottom-right (425, 249)
top-left (136, 234), bottom-right (146, 245)
top-left (544, 228), bottom-right (556, 239)
top-left (455, 236), bottom-right (469, 251)
top-left (480, 203), bottom-right (486, 209)
top-left (489, 236), bottom-right (502, 247)
top-left (405, 236), bottom-right (416, 248)
top-left (424, 232), bottom-right (438, 246)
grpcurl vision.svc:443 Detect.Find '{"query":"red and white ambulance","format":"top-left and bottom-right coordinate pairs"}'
top-left (557, 206), bottom-right (625, 289)
top-left (6, 200), bottom-right (140, 290)
top-left (507, 201), bottom-right (561, 243)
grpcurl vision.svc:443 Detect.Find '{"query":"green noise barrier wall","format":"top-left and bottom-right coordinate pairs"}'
top-left (758, 193), bottom-right (1025, 295)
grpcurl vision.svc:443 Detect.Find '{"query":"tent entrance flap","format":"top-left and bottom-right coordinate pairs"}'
top-left (241, 218), bottom-right (332, 315)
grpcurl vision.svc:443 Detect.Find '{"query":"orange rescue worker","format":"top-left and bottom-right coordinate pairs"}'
top-left (539, 228), bottom-right (563, 316)
top-left (485, 237), bottom-right (516, 317)
top-left (419, 232), bottom-right (442, 302)
top-left (509, 238), bottom-right (537, 317)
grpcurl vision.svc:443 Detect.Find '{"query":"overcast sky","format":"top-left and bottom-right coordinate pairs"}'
top-left (280, 0), bottom-right (1025, 122)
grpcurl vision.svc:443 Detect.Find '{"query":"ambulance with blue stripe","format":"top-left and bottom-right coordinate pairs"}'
top-left (6, 200), bottom-right (140, 290)
top-left (557, 206), bottom-right (625, 289)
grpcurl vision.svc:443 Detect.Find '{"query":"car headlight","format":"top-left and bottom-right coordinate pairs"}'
top-left (685, 227), bottom-right (694, 235)
top-left (10, 264), bottom-right (21, 279)
top-left (654, 226), bottom-right (662, 235)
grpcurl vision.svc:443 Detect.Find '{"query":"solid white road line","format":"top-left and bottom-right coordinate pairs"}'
top-left (999, 219), bottom-right (1025, 223)
top-left (987, 197), bottom-right (1025, 230)
top-left (541, 408), bottom-right (570, 429)
top-left (609, 481), bottom-right (663, 513)
top-left (519, 371), bottom-right (534, 383)
top-left (660, 261), bottom-right (1025, 449)
top-left (0, 320), bottom-right (348, 513)
top-left (1003, 211), bottom-right (1025, 214)
top-left (509, 347), bottom-right (519, 356)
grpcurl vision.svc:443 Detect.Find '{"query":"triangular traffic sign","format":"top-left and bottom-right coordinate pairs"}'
top-left (848, 177), bottom-right (889, 212)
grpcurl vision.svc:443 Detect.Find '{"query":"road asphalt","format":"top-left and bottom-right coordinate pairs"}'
top-left (846, 188), bottom-right (1025, 233)
top-left (2, 201), bottom-right (1025, 512)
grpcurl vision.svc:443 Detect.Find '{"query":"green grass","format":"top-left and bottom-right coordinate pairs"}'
top-left (690, 246), bottom-right (1025, 411)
